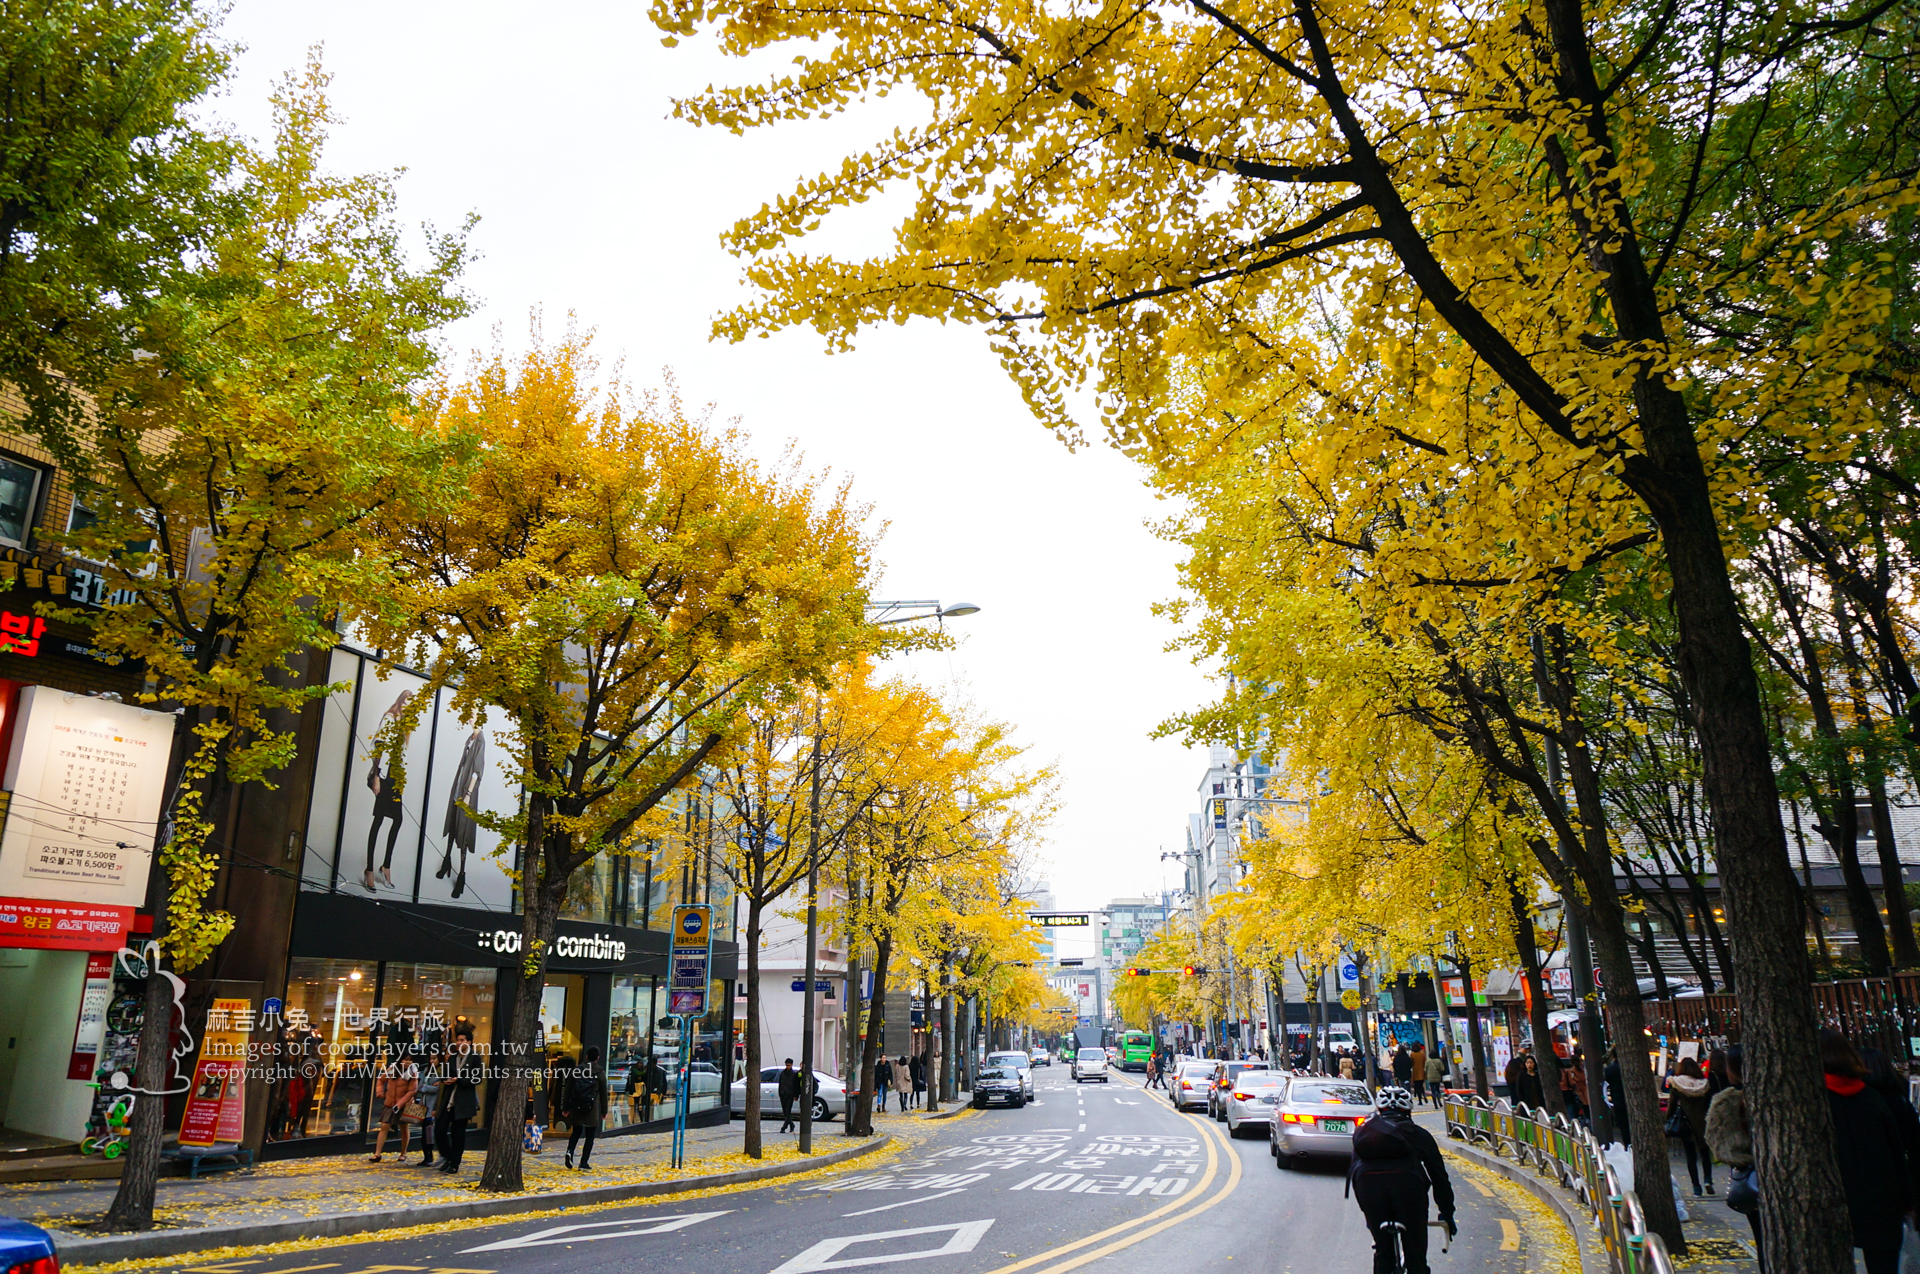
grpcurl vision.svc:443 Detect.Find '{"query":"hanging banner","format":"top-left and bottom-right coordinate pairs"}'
top-left (0, 896), bottom-right (131, 951)
top-left (67, 952), bottom-right (115, 1079)
top-left (178, 997), bottom-right (253, 1146)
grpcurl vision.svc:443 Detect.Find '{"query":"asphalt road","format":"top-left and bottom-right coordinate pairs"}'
top-left (142, 1068), bottom-right (1552, 1274)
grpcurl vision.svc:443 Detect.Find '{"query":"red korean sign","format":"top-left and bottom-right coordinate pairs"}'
top-left (0, 895), bottom-right (132, 950)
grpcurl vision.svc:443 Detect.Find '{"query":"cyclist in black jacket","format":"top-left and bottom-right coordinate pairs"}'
top-left (1349, 1085), bottom-right (1456, 1273)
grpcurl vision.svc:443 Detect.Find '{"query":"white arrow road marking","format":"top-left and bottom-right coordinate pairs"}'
top-left (461, 1212), bottom-right (732, 1252)
top-left (844, 1188), bottom-right (967, 1217)
top-left (768, 1220), bottom-right (996, 1274)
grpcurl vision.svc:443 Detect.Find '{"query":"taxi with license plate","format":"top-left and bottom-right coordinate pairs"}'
top-left (1269, 1077), bottom-right (1376, 1166)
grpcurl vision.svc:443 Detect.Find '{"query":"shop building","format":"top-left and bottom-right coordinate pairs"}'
top-left (268, 641), bottom-right (741, 1157)
top-left (0, 427), bottom-right (161, 1150)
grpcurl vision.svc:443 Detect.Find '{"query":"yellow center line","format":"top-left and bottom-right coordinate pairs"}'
top-left (1499, 1219), bottom-right (1520, 1251)
top-left (981, 1106), bottom-right (1244, 1274)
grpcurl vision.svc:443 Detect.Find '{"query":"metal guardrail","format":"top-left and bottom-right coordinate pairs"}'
top-left (1443, 1094), bottom-right (1677, 1274)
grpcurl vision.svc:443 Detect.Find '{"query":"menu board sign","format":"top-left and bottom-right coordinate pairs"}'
top-left (0, 689), bottom-right (172, 906)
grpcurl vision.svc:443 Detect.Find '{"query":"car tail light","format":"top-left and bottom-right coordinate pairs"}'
top-left (1281, 1112), bottom-right (1310, 1124)
top-left (10, 1256), bottom-right (58, 1274)
top-left (1181, 1081), bottom-right (1192, 1089)
top-left (1233, 1092), bottom-right (1250, 1100)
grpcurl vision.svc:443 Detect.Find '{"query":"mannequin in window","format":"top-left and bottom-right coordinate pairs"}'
top-left (439, 729), bottom-right (485, 898)
top-left (364, 691), bottom-right (415, 890)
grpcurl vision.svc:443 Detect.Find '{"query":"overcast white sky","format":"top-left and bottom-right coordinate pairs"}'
top-left (217, 0), bottom-right (1213, 937)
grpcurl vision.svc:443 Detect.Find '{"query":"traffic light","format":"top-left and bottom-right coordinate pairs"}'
top-left (1122, 967), bottom-right (1151, 978)
top-left (1182, 965), bottom-right (1209, 977)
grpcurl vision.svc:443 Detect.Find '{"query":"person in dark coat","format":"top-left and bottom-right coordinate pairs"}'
top-left (1604, 1051), bottom-right (1630, 1146)
top-left (1348, 1086), bottom-right (1455, 1274)
top-left (777, 1058), bottom-right (804, 1133)
top-left (437, 1028), bottom-right (481, 1173)
top-left (1821, 1028), bottom-right (1909, 1273)
top-left (1392, 1045), bottom-right (1413, 1087)
top-left (1862, 1047), bottom-right (1920, 1218)
top-left (874, 1055), bottom-right (894, 1112)
top-left (910, 1054), bottom-right (927, 1110)
top-left (1666, 1055), bottom-right (1713, 1195)
top-left (564, 1046), bottom-right (609, 1169)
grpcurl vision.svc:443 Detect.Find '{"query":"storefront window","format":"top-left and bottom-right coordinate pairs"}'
top-left (273, 958), bottom-right (377, 1141)
top-left (607, 975), bottom-right (658, 1127)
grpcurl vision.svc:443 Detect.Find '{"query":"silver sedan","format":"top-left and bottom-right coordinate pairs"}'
top-left (1269, 1078), bottom-right (1377, 1166)
top-left (729, 1068), bottom-right (848, 1123)
top-left (1222, 1071), bottom-right (1287, 1137)
top-left (1169, 1062), bottom-right (1214, 1112)
top-left (986, 1051), bottom-right (1037, 1099)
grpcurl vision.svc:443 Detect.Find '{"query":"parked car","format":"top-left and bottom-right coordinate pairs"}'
top-left (1222, 1070), bottom-right (1287, 1137)
top-left (1170, 1061), bottom-right (1215, 1111)
top-left (973, 1065), bottom-right (1027, 1109)
top-left (0, 1217), bottom-right (56, 1274)
top-left (1071, 1046), bottom-right (1110, 1083)
top-left (986, 1051), bottom-right (1037, 1099)
top-left (728, 1067), bottom-right (848, 1123)
top-left (1207, 1060), bottom-right (1270, 1119)
top-left (1269, 1078), bottom-right (1376, 1167)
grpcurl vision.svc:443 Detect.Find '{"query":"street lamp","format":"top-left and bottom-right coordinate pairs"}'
top-left (867, 599), bottom-right (983, 625)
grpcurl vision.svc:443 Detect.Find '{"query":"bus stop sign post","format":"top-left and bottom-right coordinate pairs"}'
top-left (668, 904), bottom-right (712, 1169)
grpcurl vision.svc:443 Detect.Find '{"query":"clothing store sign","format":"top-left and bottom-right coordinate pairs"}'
top-left (472, 926), bottom-right (629, 964)
top-left (0, 688), bottom-right (172, 906)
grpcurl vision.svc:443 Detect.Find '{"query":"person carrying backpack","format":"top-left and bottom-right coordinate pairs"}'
top-left (1349, 1085), bottom-right (1456, 1274)
top-left (564, 1047), bottom-right (607, 1169)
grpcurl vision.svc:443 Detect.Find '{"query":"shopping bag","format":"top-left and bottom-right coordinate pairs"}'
top-left (1602, 1142), bottom-right (1635, 1192)
top-left (1725, 1166), bottom-right (1759, 1216)
top-left (524, 1120), bottom-right (545, 1153)
top-left (1671, 1176), bottom-right (1690, 1222)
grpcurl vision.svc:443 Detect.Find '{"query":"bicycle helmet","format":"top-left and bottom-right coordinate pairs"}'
top-left (1375, 1084), bottom-right (1414, 1111)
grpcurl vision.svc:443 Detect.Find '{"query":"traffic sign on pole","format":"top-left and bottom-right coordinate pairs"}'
top-left (667, 904), bottom-right (711, 1169)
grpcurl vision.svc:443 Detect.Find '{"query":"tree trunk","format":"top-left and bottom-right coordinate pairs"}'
top-left (1634, 908), bottom-right (1670, 999)
top-left (939, 958), bottom-right (956, 1102)
top-left (1868, 775), bottom-right (1918, 968)
top-left (1590, 910), bottom-right (1695, 1253)
top-left (1824, 795), bottom-right (1891, 974)
top-left (1679, 869), bottom-right (1733, 993)
top-left (1458, 956), bottom-right (1489, 1100)
top-left (851, 933), bottom-right (891, 1135)
top-left (98, 942), bottom-right (177, 1230)
top-left (1510, 883), bottom-right (1565, 1116)
top-left (479, 877), bottom-right (559, 1193)
top-left (743, 896), bottom-right (764, 1158)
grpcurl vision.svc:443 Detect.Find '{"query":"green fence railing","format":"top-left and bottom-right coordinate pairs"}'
top-left (1442, 1094), bottom-right (1675, 1274)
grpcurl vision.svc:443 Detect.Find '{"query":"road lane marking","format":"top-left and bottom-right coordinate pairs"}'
top-left (1010, 1112), bottom-right (1244, 1274)
top-left (1469, 1178), bottom-right (1495, 1197)
top-left (975, 1109), bottom-right (1224, 1274)
top-left (1077, 1124), bottom-right (1086, 1131)
top-left (1499, 1219), bottom-right (1520, 1251)
top-left (461, 1211), bottom-right (732, 1252)
top-left (768, 1219), bottom-right (996, 1274)
top-left (844, 1189), bottom-right (967, 1216)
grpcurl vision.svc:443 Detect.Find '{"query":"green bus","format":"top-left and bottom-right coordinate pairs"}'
top-left (1119, 1030), bottom-right (1154, 1071)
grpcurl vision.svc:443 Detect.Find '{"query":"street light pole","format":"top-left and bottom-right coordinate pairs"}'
top-left (798, 729), bottom-right (822, 1153)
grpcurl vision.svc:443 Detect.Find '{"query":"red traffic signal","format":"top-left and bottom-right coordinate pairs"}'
top-left (1122, 967), bottom-right (1151, 977)
top-left (1182, 965), bottom-right (1208, 977)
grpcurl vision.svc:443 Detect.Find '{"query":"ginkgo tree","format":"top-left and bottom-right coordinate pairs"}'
top-left (654, 0), bottom-right (1920, 1258)
top-left (358, 329), bottom-right (879, 1192)
top-left (60, 61), bottom-right (470, 1233)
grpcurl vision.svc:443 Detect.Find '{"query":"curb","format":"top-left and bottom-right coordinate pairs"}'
top-left (1440, 1133), bottom-right (1609, 1274)
top-left (55, 1134), bottom-right (893, 1264)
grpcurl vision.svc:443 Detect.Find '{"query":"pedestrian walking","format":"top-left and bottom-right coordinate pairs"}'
top-left (1516, 1053), bottom-right (1545, 1112)
top-left (910, 1054), bottom-right (927, 1110)
top-left (641, 1054), bottom-right (668, 1123)
top-left (369, 1049), bottom-right (419, 1163)
top-left (1146, 1056), bottom-right (1163, 1089)
top-left (1821, 1028), bottom-right (1909, 1274)
top-left (1604, 1050), bottom-right (1629, 1146)
top-left (777, 1058), bottom-right (803, 1133)
top-left (1408, 1044), bottom-right (1428, 1105)
top-left (1666, 1056), bottom-right (1714, 1195)
top-left (1861, 1048), bottom-right (1920, 1218)
top-left (1392, 1044), bottom-right (1413, 1089)
top-left (875, 1056), bottom-right (894, 1112)
top-left (436, 1028), bottom-right (481, 1173)
top-left (1704, 1045), bottom-right (1763, 1271)
top-left (564, 1046), bottom-right (608, 1169)
top-left (1348, 1086), bottom-right (1455, 1274)
top-left (413, 1045), bottom-right (440, 1167)
top-left (893, 1056), bottom-right (913, 1111)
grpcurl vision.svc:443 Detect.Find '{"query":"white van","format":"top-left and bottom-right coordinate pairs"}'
top-left (1072, 1047), bottom-right (1110, 1083)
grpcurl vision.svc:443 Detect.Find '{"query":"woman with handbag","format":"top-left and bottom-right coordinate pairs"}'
top-left (565, 1047), bottom-right (609, 1169)
top-left (370, 1049), bottom-right (420, 1163)
top-left (1667, 1056), bottom-right (1714, 1195)
top-left (1704, 1045), bottom-right (1762, 1269)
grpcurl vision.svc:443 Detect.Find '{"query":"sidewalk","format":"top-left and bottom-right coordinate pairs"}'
top-left (5, 1101), bottom-right (966, 1265)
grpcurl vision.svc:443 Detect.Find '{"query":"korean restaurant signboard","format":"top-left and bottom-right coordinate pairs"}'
top-left (0, 688), bottom-right (172, 906)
